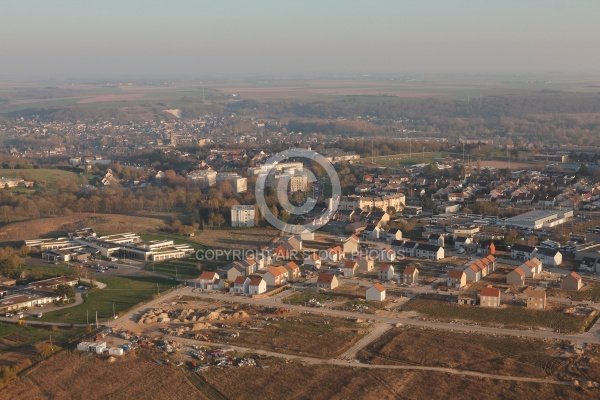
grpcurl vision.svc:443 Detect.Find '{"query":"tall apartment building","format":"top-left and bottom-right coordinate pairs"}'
top-left (186, 169), bottom-right (217, 188)
top-left (231, 205), bottom-right (256, 227)
top-left (217, 172), bottom-right (248, 195)
top-left (338, 194), bottom-right (405, 212)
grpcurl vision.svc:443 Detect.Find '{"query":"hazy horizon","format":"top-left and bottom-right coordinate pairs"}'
top-left (2, 0), bottom-right (600, 80)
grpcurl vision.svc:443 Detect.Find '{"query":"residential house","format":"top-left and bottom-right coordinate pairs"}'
top-left (506, 267), bottom-right (526, 286)
top-left (386, 228), bottom-right (403, 243)
top-left (357, 256), bottom-right (375, 272)
top-left (287, 235), bottom-right (303, 251)
top-left (378, 264), bottom-right (395, 281)
top-left (399, 241), bottom-right (418, 257)
top-left (248, 277), bottom-right (267, 295)
top-left (561, 272), bottom-right (582, 291)
top-left (428, 233), bottom-right (445, 247)
top-left (402, 266), bottom-right (419, 285)
top-left (520, 258), bottom-right (543, 278)
top-left (317, 273), bottom-right (339, 290)
top-left (343, 260), bottom-right (359, 278)
top-left (283, 261), bottom-right (301, 281)
top-left (379, 247), bottom-right (397, 262)
top-left (343, 235), bottom-right (360, 254)
top-left (366, 284), bottom-right (386, 301)
top-left (326, 246), bottom-right (344, 263)
top-left (273, 243), bottom-right (294, 260)
top-left (511, 244), bottom-right (537, 261)
top-left (525, 288), bottom-right (546, 309)
top-left (447, 270), bottom-right (466, 289)
top-left (477, 240), bottom-right (496, 256)
top-left (263, 266), bottom-right (289, 286)
top-left (415, 244), bottom-right (444, 260)
top-left (455, 236), bottom-right (472, 251)
top-left (217, 263), bottom-right (246, 282)
top-left (464, 264), bottom-right (483, 282)
top-left (230, 276), bottom-right (250, 294)
top-left (364, 224), bottom-right (382, 240)
top-left (197, 271), bottom-right (220, 290)
top-left (535, 247), bottom-right (563, 266)
top-left (479, 286), bottom-right (501, 308)
top-left (479, 255), bottom-right (496, 275)
top-left (304, 252), bottom-right (322, 269)
top-left (391, 239), bottom-right (405, 253)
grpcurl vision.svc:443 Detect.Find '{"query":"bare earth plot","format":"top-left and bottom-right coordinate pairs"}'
top-left (0, 351), bottom-right (204, 400)
top-left (357, 327), bottom-right (600, 382)
top-left (203, 362), bottom-right (593, 400)
top-left (0, 213), bottom-right (167, 242)
top-left (189, 227), bottom-right (279, 250)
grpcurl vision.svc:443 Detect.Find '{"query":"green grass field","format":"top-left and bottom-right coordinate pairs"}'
top-left (0, 168), bottom-right (85, 190)
top-left (140, 233), bottom-right (207, 279)
top-left (19, 263), bottom-right (75, 283)
top-left (35, 275), bottom-right (179, 324)
top-left (404, 298), bottom-right (593, 333)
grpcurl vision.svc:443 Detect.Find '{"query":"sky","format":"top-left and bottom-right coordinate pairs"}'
top-left (2, 0), bottom-right (600, 80)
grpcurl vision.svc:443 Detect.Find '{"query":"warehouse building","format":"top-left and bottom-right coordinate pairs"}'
top-left (501, 209), bottom-right (573, 229)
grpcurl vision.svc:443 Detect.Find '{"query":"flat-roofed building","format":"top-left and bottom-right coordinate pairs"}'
top-left (502, 209), bottom-right (573, 229)
top-left (231, 205), bottom-right (256, 227)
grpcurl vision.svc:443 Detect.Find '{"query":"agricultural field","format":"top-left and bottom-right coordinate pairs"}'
top-left (0, 350), bottom-right (203, 400)
top-left (358, 327), bottom-right (600, 382)
top-left (36, 275), bottom-right (179, 324)
top-left (187, 227), bottom-right (278, 250)
top-left (202, 361), bottom-right (593, 400)
top-left (403, 297), bottom-right (594, 333)
top-left (0, 213), bottom-right (167, 244)
top-left (0, 323), bottom-right (86, 385)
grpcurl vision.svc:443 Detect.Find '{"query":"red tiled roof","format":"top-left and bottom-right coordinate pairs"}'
top-left (286, 261), bottom-right (300, 270)
top-left (249, 277), bottom-right (263, 286)
top-left (199, 271), bottom-right (216, 280)
top-left (448, 270), bottom-right (464, 279)
top-left (268, 266), bottom-right (288, 277)
top-left (233, 276), bottom-right (247, 285)
top-left (372, 284), bottom-right (385, 292)
top-left (480, 286), bottom-right (500, 297)
top-left (317, 273), bottom-right (335, 284)
top-left (379, 264), bottom-right (392, 272)
top-left (404, 266), bottom-right (416, 275)
top-left (567, 271), bottom-right (582, 280)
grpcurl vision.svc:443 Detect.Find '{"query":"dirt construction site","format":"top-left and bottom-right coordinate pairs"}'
top-left (118, 296), bottom-right (373, 359)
